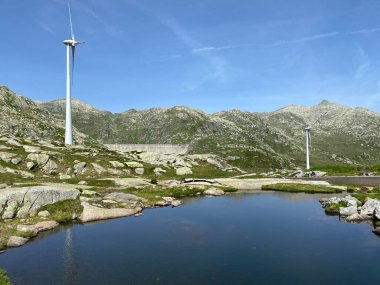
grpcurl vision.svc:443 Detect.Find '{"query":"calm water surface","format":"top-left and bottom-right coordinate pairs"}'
top-left (0, 192), bottom-right (379, 285)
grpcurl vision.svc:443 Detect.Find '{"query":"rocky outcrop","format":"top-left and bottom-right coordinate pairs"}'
top-left (79, 202), bottom-right (142, 223)
top-left (103, 193), bottom-right (147, 204)
top-left (0, 186), bottom-right (80, 219)
top-left (204, 188), bottom-right (225, 196)
top-left (17, 221), bottom-right (59, 235)
top-left (7, 236), bottom-right (29, 247)
top-left (176, 167), bottom-right (192, 176)
top-left (360, 198), bottom-right (380, 216)
top-left (339, 206), bottom-right (358, 217)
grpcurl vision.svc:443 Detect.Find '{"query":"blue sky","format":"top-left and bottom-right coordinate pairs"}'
top-left (2, 0), bottom-right (380, 113)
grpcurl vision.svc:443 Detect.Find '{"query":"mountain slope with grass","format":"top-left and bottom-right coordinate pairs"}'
top-left (38, 94), bottom-right (380, 171)
top-left (0, 86), bottom-right (86, 144)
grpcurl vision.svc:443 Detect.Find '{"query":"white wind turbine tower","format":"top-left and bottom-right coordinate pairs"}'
top-left (304, 112), bottom-right (327, 170)
top-left (63, 0), bottom-right (85, 145)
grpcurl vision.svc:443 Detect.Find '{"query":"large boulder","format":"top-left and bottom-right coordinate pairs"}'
top-left (340, 206), bottom-right (358, 217)
top-left (0, 152), bottom-right (17, 163)
top-left (176, 167), bottom-right (192, 176)
top-left (374, 207), bottom-right (380, 220)
top-left (42, 159), bottom-right (58, 175)
top-left (204, 188), bottom-right (225, 196)
top-left (0, 186), bottom-right (80, 219)
top-left (346, 213), bottom-right (371, 222)
top-left (103, 193), bottom-right (147, 203)
top-left (79, 202), bottom-right (142, 223)
top-left (135, 168), bottom-right (144, 175)
top-left (109, 161), bottom-right (124, 168)
top-left (74, 162), bottom-right (87, 175)
top-left (27, 153), bottom-right (50, 166)
top-left (360, 198), bottom-right (380, 216)
top-left (154, 167), bottom-right (166, 176)
top-left (7, 236), bottom-right (29, 247)
top-left (17, 221), bottom-right (59, 235)
top-left (91, 163), bottom-right (106, 174)
top-left (125, 161), bottom-right (143, 168)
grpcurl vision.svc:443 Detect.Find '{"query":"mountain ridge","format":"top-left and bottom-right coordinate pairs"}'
top-left (2, 85), bottom-right (380, 171)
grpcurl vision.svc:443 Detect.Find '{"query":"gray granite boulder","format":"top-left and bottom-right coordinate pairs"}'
top-left (0, 186), bottom-right (80, 219)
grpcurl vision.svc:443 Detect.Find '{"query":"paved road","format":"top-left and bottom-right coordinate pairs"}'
top-left (298, 176), bottom-right (380, 186)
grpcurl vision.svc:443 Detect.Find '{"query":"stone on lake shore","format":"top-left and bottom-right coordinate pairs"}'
top-left (346, 213), bottom-right (371, 222)
top-left (17, 221), bottom-right (59, 235)
top-left (79, 202), bottom-right (142, 223)
top-left (204, 188), bottom-right (225, 196)
top-left (360, 198), bottom-right (380, 216)
top-left (7, 236), bottom-right (29, 247)
top-left (339, 206), bottom-right (358, 217)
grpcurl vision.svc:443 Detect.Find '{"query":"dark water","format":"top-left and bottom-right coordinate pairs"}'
top-left (1, 192), bottom-right (380, 285)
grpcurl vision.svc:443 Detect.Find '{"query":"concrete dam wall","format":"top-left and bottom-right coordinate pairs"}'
top-left (105, 144), bottom-right (189, 154)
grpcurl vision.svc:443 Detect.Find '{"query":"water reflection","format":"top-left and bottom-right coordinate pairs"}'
top-left (63, 228), bottom-right (76, 285)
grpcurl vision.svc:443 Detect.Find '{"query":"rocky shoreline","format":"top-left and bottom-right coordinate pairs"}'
top-left (319, 195), bottom-right (380, 236)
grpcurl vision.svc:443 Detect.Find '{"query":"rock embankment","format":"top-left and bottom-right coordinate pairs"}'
top-left (0, 186), bottom-right (80, 219)
top-left (320, 196), bottom-right (380, 235)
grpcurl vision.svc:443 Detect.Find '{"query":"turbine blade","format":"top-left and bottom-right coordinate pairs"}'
top-left (67, 0), bottom-right (75, 40)
top-left (71, 45), bottom-right (75, 86)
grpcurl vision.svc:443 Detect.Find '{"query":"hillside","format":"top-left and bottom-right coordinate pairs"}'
top-left (38, 96), bottom-right (380, 171)
top-left (0, 86), bottom-right (86, 145)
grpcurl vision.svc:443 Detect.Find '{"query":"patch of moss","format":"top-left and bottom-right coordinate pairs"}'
top-left (261, 183), bottom-right (343, 194)
top-left (0, 269), bottom-right (12, 285)
top-left (39, 199), bottom-right (83, 224)
top-left (324, 201), bottom-right (348, 215)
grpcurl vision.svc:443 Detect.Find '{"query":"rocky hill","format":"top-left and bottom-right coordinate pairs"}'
top-left (37, 95), bottom-right (380, 171)
top-left (0, 86), bottom-right (86, 145)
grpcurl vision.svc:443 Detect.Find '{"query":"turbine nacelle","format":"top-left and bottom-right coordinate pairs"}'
top-left (63, 39), bottom-right (85, 46)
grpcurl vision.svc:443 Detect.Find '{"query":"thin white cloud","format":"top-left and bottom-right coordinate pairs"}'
top-left (192, 28), bottom-right (380, 54)
top-left (354, 48), bottom-right (370, 82)
top-left (270, 32), bottom-right (339, 47)
top-left (346, 28), bottom-right (380, 35)
top-left (124, 1), bottom-right (228, 89)
top-left (38, 22), bottom-right (54, 34)
top-left (147, 54), bottom-right (182, 63)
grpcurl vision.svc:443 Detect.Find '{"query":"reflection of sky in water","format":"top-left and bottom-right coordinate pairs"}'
top-left (0, 193), bottom-right (379, 285)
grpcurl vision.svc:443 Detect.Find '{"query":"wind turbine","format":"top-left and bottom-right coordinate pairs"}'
top-left (304, 112), bottom-right (327, 170)
top-left (63, 0), bottom-right (85, 145)
top-left (304, 126), bottom-right (311, 170)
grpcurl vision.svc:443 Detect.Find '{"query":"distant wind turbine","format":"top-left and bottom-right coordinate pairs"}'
top-left (63, 0), bottom-right (85, 145)
top-left (304, 112), bottom-right (327, 170)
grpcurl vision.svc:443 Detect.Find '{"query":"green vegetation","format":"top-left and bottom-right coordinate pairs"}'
top-left (0, 269), bottom-right (12, 285)
top-left (372, 186), bottom-right (380, 193)
top-left (39, 199), bottom-right (83, 223)
top-left (310, 165), bottom-right (380, 176)
top-left (261, 183), bottom-right (343, 194)
top-left (122, 186), bottom-right (238, 206)
top-left (324, 201), bottom-right (348, 215)
top-left (352, 193), bottom-right (380, 204)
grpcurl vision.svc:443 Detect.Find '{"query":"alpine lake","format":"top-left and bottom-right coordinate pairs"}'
top-left (0, 192), bottom-right (379, 285)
